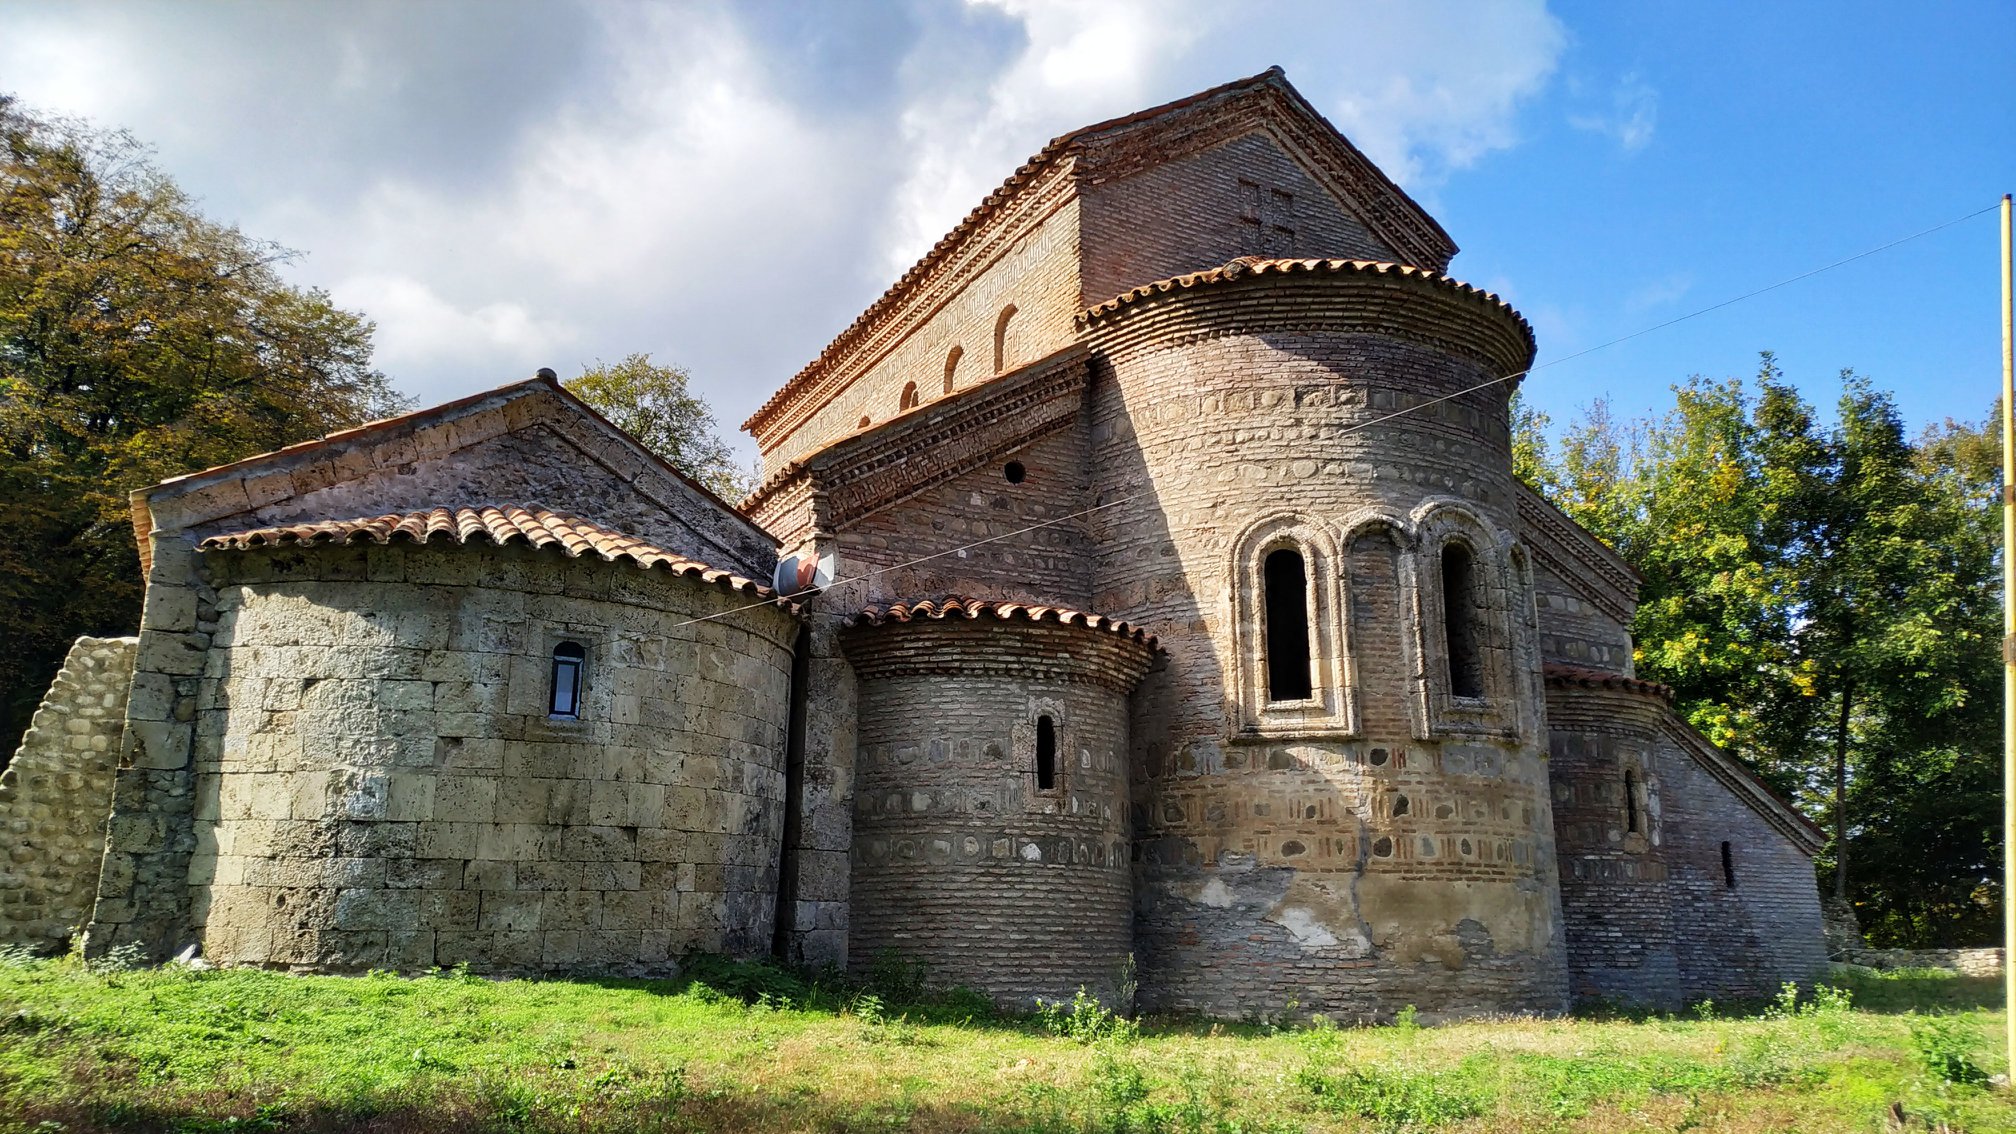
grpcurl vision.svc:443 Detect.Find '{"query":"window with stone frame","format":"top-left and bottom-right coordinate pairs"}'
top-left (1017, 697), bottom-right (1067, 801)
top-left (1230, 516), bottom-right (1353, 737)
top-left (1410, 504), bottom-right (1526, 742)
top-left (549, 642), bottom-right (586, 718)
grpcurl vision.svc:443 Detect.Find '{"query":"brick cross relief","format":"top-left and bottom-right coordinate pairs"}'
top-left (1238, 178), bottom-right (1297, 257)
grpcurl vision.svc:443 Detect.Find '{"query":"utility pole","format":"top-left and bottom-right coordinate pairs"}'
top-left (2001, 190), bottom-right (2013, 1070)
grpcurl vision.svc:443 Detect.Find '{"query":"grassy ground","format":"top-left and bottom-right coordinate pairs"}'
top-left (0, 951), bottom-right (2009, 1133)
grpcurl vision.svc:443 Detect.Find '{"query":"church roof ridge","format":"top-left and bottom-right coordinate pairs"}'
top-left (743, 66), bottom-right (1453, 437)
top-left (198, 503), bottom-right (780, 601)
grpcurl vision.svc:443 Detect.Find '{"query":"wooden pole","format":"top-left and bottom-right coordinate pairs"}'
top-left (2001, 191), bottom-right (2013, 1069)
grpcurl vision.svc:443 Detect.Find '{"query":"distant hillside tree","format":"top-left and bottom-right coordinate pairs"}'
top-left (0, 95), bottom-right (406, 758)
top-left (564, 353), bottom-right (753, 501)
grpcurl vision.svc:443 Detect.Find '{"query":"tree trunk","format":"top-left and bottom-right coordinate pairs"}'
top-left (1832, 680), bottom-right (1853, 901)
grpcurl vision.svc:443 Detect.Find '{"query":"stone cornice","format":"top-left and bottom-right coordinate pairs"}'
top-left (1514, 481), bottom-right (1640, 626)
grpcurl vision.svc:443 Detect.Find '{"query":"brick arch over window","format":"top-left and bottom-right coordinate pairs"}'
top-left (1409, 498), bottom-right (1526, 741)
top-left (1229, 514), bottom-right (1349, 736)
top-left (992, 305), bottom-right (1017, 374)
top-left (943, 345), bottom-right (963, 394)
top-left (899, 381), bottom-right (920, 412)
top-left (1339, 510), bottom-right (1418, 741)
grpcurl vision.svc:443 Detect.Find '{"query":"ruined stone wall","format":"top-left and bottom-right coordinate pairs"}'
top-left (0, 637), bottom-right (136, 952)
top-left (1078, 131), bottom-right (1394, 309)
top-left (182, 541), bottom-right (795, 973)
top-left (837, 425), bottom-right (1094, 609)
top-left (1546, 678), bottom-right (1827, 1006)
top-left (1081, 266), bottom-right (1565, 1019)
top-left (753, 171), bottom-right (1085, 467)
top-left (842, 616), bottom-right (1155, 1005)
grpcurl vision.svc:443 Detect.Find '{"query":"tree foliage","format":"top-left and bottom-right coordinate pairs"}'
top-left (563, 353), bottom-right (751, 501)
top-left (1517, 356), bottom-right (2001, 946)
top-left (0, 96), bottom-right (406, 756)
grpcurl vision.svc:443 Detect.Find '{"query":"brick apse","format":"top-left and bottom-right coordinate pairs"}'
top-left (2, 68), bottom-right (1825, 1017)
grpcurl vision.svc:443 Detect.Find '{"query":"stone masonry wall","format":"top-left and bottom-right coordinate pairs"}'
top-left (1547, 680), bottom-right (1827, 1006)
top-left (1544, 684), bottom-right (1681, 1003)
top-left (1078, 131), bottom-right (1394, 310)
top-left (837, 425), bottom-right (1094, 609)
top-left (0, 637), bottom-right (136, 952)
top-left (842, 617), bottom-right (1155, 1006)
top-left (1082, 267), bottom-right (1566, 1019)
top-left (184, 541), bottom-right (796, 973)
top-left (1655, 717), bottom-right (1828, 1001)
top-left (94, 378), bottom-right (784, 961)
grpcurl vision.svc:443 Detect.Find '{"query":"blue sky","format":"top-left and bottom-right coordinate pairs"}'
top-left (3, 0), bottom-right (2010, 459)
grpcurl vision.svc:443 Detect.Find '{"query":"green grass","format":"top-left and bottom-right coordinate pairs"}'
top-left (0, 954), bottom-right (2009, 1133)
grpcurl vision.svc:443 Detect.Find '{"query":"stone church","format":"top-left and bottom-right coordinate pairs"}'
top-left (0, 69), bottom-right (1826, 1017)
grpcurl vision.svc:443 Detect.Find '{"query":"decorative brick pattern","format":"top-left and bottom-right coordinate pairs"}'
top-left (0, 637), bottom-right (135, 951)
top-left (842, 615), bottom-right (1156, 1004)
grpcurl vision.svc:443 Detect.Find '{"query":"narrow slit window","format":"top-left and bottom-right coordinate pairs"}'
top-left (1624, 769), bottom-right (1640, 834)
top-left (1035, 715), bottom-right (1057, 790)
top-left (1441, 543), bottom-right (1484, 698)
top-left (1263, 547), bottom-right (1312, 702)
top-left (549, 642), bottom-right (586, 718)
top-left (1721, 842), bottom-right (1737, 889)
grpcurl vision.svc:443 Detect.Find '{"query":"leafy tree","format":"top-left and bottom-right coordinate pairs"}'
top-left (1519, 357), bottom-right (2002, 945)
top-left (563, 353), bottom-right (752, 501)
top-left (0, 96), bottom-right (405, 757)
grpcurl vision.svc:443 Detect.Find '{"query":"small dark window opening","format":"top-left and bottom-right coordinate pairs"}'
top-left (1004, 461), bottom-right (1027, 484)
top-left (1441, 543), bottom-right (1484, 698)
top-left (1624, 769), bottom-right (1640, 834)
top-left (1035, 715), bottom-right (1057, 790)
top-left (549, 642), bottom-right (585, 718)
top-left (1263, 548), bottom-right (1312, 702)
top-left (1721, 841), bottom-right (1737, 889)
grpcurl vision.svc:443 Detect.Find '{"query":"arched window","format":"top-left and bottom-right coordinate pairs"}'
top-left (1441, 542), bottom-right (1484, 698)
top-left (1263, 547), bottom-right (1312, 702)
top-left (549, 642), bottom-right (585, 718)
top-left (899, 381), bottom-right (919, 411)
top-left (943, 345), bottom-right (963, 394)
top-left (1035, 715), bottom-right (1057, 790)
top-left (1624, 769), bottom-right (1640, 834)
top-left (992, 305), bottom-right (1017, 373)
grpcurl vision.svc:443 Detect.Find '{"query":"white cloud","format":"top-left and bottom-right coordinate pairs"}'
top-left (1569, 72), bottom-right (1658, 152)
top-left (0, 0), bottom-right (1569, 451)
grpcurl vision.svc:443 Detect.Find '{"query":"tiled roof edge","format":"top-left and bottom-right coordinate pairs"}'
top-left (197, 504), bottom-right (785, 605)
top-left (1541, 663), bottom-right (1672, 702)
top-left (850, 597), bottom-right (1161, 650)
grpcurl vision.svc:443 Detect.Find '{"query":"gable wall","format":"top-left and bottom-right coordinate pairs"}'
top-left (833, 424), bottom-right (1093, 610)
top-left (1532, 561), bottom-right (1636, 673)
top-left (755, 170), bottom-right (1085, 469)
top-left (1079, 130), bottom-right (1396, 306)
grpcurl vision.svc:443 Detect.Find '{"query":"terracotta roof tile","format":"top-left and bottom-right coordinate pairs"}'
top-left (1542, 663), bottom-right (1673, 702)
top-left (1077, 256), bottom-right (1532, 339)
top-left (199, 504), bottom-right (779, 600)
top-left (852, 597), bottom-right (1159, 649)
